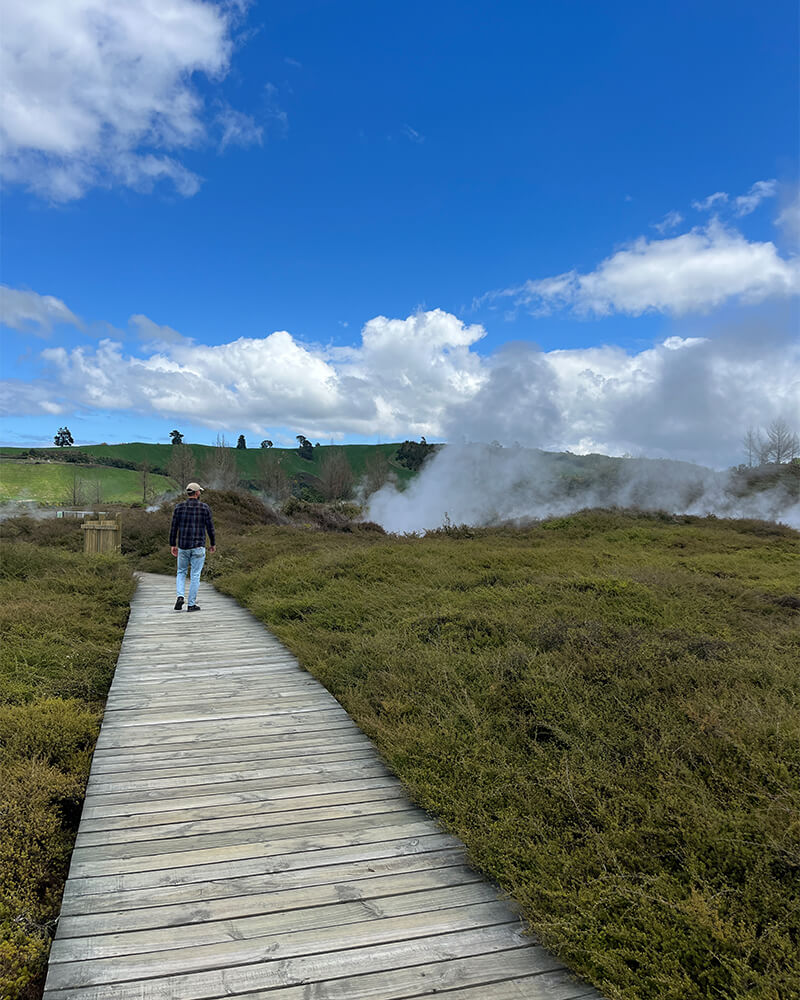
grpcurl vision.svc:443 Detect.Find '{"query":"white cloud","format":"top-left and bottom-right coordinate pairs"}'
top-left (693, 191), bottom-right (729, 212)
top-left (130, 313), bottom-right (191, 345)
top-left (4, 292), bottom-right (798, 469)
top-left (493, 221), bottom-right (799, 317)
top-left (216, 106), bottom-right (263, 151)
top-left (734, 179), bottom-right (778, 216)
top-left (0, 285), bottom-right (83, 336)
top-left (401, 125), bottom-right (425, 144)
top-left (653, 210), bottom-right (683, 234)
top-left (777, 191), bottom-right (800, 244)
top-left (0, 0), bottom-right (257, 200)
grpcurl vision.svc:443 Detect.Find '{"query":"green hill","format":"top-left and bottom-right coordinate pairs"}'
top-left (0, 460), bottom-right (172, 505)
top-left (0, 441), bottom-right (414, 503)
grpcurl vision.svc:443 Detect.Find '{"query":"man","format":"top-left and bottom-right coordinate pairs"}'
top-left (169, 482), bottom-right (216, 612)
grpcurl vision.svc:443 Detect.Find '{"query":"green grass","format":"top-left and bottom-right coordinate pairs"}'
top-left (206, 510), bottom-right (800, 1000)
top-left (0, 543), bottom-right (134, 999)
top-left (0, 460), bottom-right (172, 504)
top-left (0, 443), bottom-right (413, 504)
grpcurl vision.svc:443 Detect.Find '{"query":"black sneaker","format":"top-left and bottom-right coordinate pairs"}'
top-left (174, 596), bottom-right (184, 611)
top-left (187, 605), bottom-right (201, 612)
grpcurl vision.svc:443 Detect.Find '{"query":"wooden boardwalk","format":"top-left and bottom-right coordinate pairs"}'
top-left (44, 572), bottom-right (603, 999)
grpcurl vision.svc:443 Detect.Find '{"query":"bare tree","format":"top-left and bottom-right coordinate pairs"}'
top-left (201, 433), bottom-right (239, 489)
top-left (741, 427), bottom-right (762, 467)
top-left (65, 471), bottom-right (85, 507)
top-left (139, 461), bottom-right (156, 504)
top-left (89, 478), bottom-right (103, 506)
top-left (257, 449), bottom-right (291, 501)
top-left (319, 449), bottom-right (354, 501)
top-left (362, 450), bottom-right (393, 498)
top-left (167, 443), bottom-right (196, 490)
top-left (763, 418), bottom-right (800, 465)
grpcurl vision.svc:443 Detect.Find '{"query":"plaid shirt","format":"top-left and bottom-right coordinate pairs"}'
top-left (169, 498), bottom-right (215, 549)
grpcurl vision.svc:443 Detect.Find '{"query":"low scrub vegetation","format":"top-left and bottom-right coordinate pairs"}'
top-left (2, 497), bottom-right (797, 999)
top-left (207, 509), bottom-right (799, 1000)
top-left (0, 543), bottom-right (134, 999)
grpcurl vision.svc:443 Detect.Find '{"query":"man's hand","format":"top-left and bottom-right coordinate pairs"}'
top-left (209, 546), bottom-right (216, 553)
top-left (170, 546), bottom-right (178, 557)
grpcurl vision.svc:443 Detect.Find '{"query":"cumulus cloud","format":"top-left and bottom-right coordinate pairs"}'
top-left (0, 285), bottom-right (83, 336)
top-left (4, 289), bottom-right (798, 469)
top-left (0, 0), bottom-right (258, 200)
top-left (491, 221), bottom-right (799, 317)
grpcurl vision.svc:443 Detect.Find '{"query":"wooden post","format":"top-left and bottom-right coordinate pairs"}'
top-left (82, 514), bottom-right (122, 554)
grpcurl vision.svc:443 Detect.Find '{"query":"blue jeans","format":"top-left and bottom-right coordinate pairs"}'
top-left (176, 547), bottom-right (206, 606)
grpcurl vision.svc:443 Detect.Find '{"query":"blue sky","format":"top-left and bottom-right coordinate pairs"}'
top-left (1, 0), bottom-right (798, 465)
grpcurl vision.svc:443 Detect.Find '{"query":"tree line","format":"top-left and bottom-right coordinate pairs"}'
top-left (741, 418), bottom-right (799, 467)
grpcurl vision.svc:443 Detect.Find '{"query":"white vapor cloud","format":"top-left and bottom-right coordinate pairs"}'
top-left (367, 442), bottom-right (800, 533)
top-left (734, 179), bottom-right (778, 216)
top-left (0, 285), bottom-right (83, 336)
top-left (3, 290), bottom-right (798, 469)
top-left (0, 0), bottom-right (258, 200)
top-left (492, 221), bottom-right (800, 317)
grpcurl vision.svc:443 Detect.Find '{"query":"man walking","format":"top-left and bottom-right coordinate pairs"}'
top-left (169, 482), bottom-right (216, 612)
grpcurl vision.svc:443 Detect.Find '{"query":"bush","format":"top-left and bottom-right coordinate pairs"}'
top-left (0, 543), bottom-right (133, 999)
top-left (211, 512), bottom-right (800, 1000)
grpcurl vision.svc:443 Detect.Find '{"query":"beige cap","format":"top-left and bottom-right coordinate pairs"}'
top-left (185, 482), bottom-right (204, 493)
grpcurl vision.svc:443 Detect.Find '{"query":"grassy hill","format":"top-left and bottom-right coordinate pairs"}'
top-left (0, 442), bottom-right (413, 504)
top-left (0, 460), bottom-right (172, 505)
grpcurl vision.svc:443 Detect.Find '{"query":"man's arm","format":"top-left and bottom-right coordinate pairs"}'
top-left (169, 505), bottom-right (180, 553)
top-left (205, 505), bottom-right (216, 551)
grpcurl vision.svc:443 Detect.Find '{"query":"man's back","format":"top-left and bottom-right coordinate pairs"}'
top-left (170, 497), bottom-right (215, 550)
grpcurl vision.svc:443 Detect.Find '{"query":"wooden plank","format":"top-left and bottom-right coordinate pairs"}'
top-left (87, 735), bottom-right (374, 773)
top-left (55, 858), bottom-right (475, 936)
top-left (59, 842), bottom-right (466, 916)
top-left (84, 747), bottom-right (379, 791)
top-left (50, 883), bottom-right (500, 963)
top-left (76, 778), bottom-right (405, 833)
top-left (93, 713), bottom-right (354, 749)
top-left (67, 816), bottom-right (443, 879)
top-left (93, 718), bottom-right (360, 752)
top-left (61, 828), bottom-right (460, 898)
top-left (75, 791), bottom-right (413, 847)
top-left (229, 952), bottom-right (600, 1000)
top-left (45, 901), bottom-right (518, 990)
top-left (79, 773), bottom-right (403, 821)
top-left (81, 761), bottom-right (394, 812)
top-left (43, 925), bottom-right (533, 999)
top-left (69, 807), bottom-right (430, 868)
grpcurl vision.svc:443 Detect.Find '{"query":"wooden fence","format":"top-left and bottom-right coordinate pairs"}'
top-left (81, 514), bottom-right (122, 554)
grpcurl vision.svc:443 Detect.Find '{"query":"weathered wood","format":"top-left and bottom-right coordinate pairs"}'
top-left (45, 572), bottom-right (603, 999)
top-left (43, 925), bottom-right (533, 999)
top-left (59, 841), bottom-right (466, 916)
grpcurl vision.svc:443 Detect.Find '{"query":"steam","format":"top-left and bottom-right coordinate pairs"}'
top-left (367, 444), bottom-right (800, 532)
